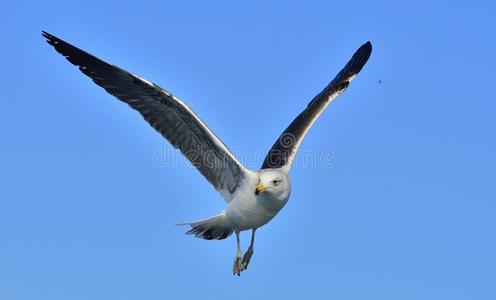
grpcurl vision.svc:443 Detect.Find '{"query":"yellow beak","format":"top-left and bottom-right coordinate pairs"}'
top-left (256, 183), bottom-right (266, 195)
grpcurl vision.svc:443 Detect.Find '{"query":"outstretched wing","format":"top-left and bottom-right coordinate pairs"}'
top-left (42, 31), bottom-right (249, 201)
top-left (261, 42), bottom-right (372, 170)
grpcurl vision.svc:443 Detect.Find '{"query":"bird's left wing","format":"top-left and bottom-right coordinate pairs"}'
top-left (261, 42), bottom-right (372, 170)
top-left (42, 31), bottom-right (250, 201)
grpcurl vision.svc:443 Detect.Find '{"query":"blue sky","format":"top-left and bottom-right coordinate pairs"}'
top-left (1, 0), bottom-right (495, 299)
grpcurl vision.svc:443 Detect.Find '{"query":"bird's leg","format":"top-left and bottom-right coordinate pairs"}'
top-left (232, 231), bottom-right (242, 276)
top-left (241, 228), bottom-right (256, 271)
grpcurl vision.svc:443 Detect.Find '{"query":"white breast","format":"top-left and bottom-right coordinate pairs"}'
top-left (225, 175), bottom-right (290, 231)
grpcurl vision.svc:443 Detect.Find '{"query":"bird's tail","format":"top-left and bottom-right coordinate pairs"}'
top-left (177, 211), bottom-right (234, 240)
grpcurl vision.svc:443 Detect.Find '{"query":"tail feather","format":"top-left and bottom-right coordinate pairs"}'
top-left (178, 212), bottom-right (234, 240)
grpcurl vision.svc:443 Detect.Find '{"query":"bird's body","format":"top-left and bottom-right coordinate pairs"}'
top-left (42, 31), bottom-right (371, 275)
top-left (183, 168), bottom-right (290, 241)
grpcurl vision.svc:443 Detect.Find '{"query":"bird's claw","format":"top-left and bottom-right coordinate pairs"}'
top-left (240, 248), bottom-right (253, 271)
top-left (232, 255), bottom-right (242, 276)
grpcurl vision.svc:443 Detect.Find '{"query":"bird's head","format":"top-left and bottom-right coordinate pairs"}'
top-left (255, 169), bottom-right (290, 199)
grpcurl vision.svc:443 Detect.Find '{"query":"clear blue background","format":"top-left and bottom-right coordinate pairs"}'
top-left (1, 1), bottom-right (495, 299)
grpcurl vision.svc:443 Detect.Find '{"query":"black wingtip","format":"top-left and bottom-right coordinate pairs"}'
top-left (41, 30), bottom-right (51, 39)
top-left (41, 31), bottom-right (59, 47)
top-left (363, 41), bottom-right (372, 57)
top-left (357, 41), bottom-right (372, 61)
top-left (344, 41), bottom-right (372, 77)
top-left (358, 41), bottom-right (372, 53)
top-left (363, 41), bottom-right (373, 56)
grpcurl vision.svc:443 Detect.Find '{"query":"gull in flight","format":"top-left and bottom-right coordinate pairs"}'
top-left (42, 31), bottom-right (372, 275)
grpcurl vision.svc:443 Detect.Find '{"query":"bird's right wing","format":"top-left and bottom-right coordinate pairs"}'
top-left (42, 31), bottom-right (250, 202)
top-left (261, 42), bottom-right (372, 170)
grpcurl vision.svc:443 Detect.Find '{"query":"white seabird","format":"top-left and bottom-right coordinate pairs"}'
top-left (42, 31), bottom-right (372, 275)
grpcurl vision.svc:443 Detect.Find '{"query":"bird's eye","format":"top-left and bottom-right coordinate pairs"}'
top-left (272, 179), bottom-right (279, 185)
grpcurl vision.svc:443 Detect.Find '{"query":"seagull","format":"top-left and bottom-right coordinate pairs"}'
top-left (42, 31), bottom-right (372, 275)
